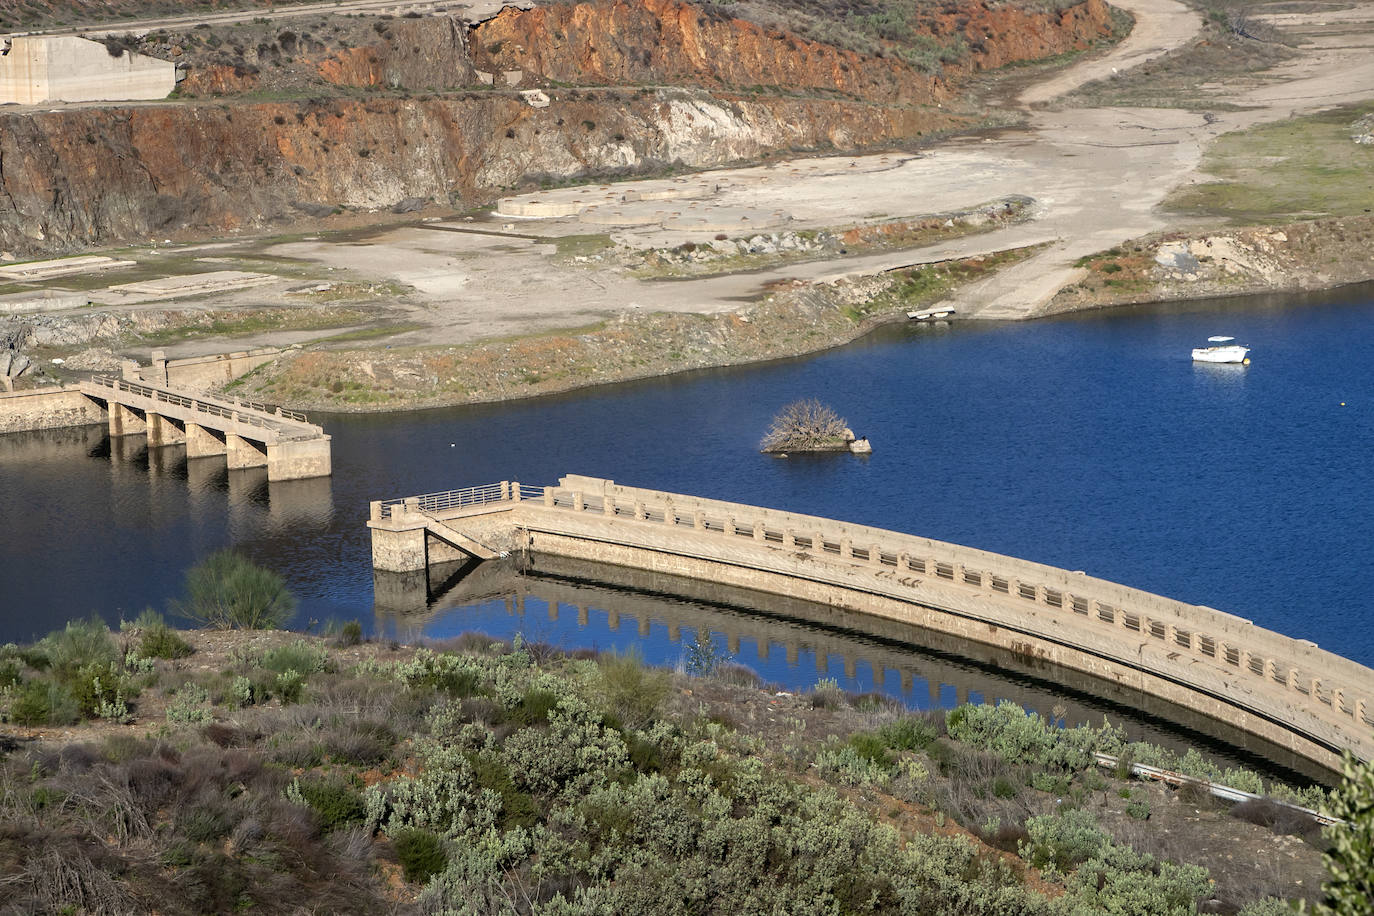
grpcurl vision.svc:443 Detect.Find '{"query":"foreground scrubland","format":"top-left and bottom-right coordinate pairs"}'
top-left (3, 602), bottom-right (1370, 915)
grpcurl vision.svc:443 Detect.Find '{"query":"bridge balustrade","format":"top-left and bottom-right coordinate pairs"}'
top-left (370, 477), bottom-right (1374, 761)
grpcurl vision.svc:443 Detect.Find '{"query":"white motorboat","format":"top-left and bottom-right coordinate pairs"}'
top-left (1192, 336), bottom-right (1250, 364)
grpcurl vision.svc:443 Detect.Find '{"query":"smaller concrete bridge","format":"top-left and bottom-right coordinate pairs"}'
top-left (80, 375), bottom-right (330, 481)
top-left (369, 475), bottom-right (1374, 771)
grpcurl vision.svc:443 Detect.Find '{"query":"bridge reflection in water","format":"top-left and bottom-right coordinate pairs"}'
top-left (374, 554), bottom-right (1333, 786)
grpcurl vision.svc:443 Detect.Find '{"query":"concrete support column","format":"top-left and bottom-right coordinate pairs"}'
top-left (500, 480), bottom-right (510, 500)
top-left (603, 496), bottom-right (616, 516)
top-left (1166, 624), bottom-right (1178, 646)
top-left (145, 412), bottom-right (184, 448)
top-left (844, 657), bottom-right (856, 679)
top-left (544, 487), bottom-right (555, 507)
top-left (816, 652), bottom-right (829, 673)
top-left (370, 524), bottom-right (428, 572)
top-left (577, 605), bottom-right (588, 626)
top-left (572, 492), bottom-right (584, 512)
top-left (635, 502), bottom-right (647, 521)
top-left (786, 642), bottom-right (799, 666)
top-left (840, 538), bottom-right (852, 559)
top-left (638, 616), bottom-right (650, 637)
top-left (900, 670), bottom-right (912, 692)
top-left (1263, 658), bottom-right (1276, 682)
top-left (511, 481), bottom-right (522, 501)
top-left (185, 421), bottom-right (225, 459)
top-left (694, 511), bottom-right (706, 531)
top-left (753, 521), bottom-right (766, 542)
top-left (758, 640), bottom-right (769, 660)
top-left (1357, 699), bottom-right (1368, 725)
top-left (226, 433), bottom-right (268, 470)
top-left (728, 633), bottom-right (740, 655)
top-left (668, 624), bottom-right (680, 642)
top-left (108, 402), bottom-right (146, 437)
top-left (1333, 687), bottom-right (1345, 713)
top-left (813, 532), bottom-right (824, 553)
top-left (1239, 650), bottom-right (1253, 673)
top-left (868, 544), bottom-right (881, 567)
top-left (607, 609), bottom-right (619, 630)
top-left (1217, 640), bottom-right (1229, 664)
top-left (1288, 668), bottom-right (1301, 691)
top-left (725, 517), bottom-right (736, 536)
top-left (266, 436), bottom-right (330, 481)
top-left (1311, 677), bottom-right (1322, 701)
top-left (783, 530), bottom-right (795, 548)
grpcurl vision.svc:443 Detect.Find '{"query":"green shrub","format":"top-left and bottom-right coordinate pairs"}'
top-left (847, 732), bottom-right (894, 769)
top-left (37, 616), bottom-right (118, 678)
top-left (598, 650), bottom-right (669, 730)
top-left (260, 640), bottom-right (330, 676)
top-left (336, 620), bottom-right (363, 647)
top-left (7, 679), bottom-right (79, 726)
top-left (173, 550), bottom-right (296, 629)
top-left (1066, 843), bottom-right (1211, 913)
top-left (1020, 808), bottom-right (1111, 874)
top-left (394, 828), bottom-right (448, 883)
top-left (511, 687), bottom-right (558, 726)
top-left (1239, 898), bottom-right (1297, 916)
top-left (291, 777), bottom-right (366, 830)
top-left (469, 753), bottom-right (537, 830)
top-left (68, 662), bottom-right (132, 720)
top-left (140, 620), bottom-right (194, 660)
top-left (166, 683), bottom-right (213, 725)
top-left (877, 716), bottom-right (939, 751)
top-left (1126, 798), bottom-right (1151, 820)
top-left (1320, 753), bottom-right (1374, 915)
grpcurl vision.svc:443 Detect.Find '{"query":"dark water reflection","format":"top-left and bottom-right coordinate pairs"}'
top-left (4, 281), bottom-right (1373, 777)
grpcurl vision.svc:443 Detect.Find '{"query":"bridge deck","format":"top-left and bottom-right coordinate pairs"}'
top-left (369, 475), bottom-right (1374, 770)
top-left (79, 375), bottom-right (321, 442)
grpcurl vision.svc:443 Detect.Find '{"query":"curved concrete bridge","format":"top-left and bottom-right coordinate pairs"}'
top-left (369, 474), bottom-right (1374, 771)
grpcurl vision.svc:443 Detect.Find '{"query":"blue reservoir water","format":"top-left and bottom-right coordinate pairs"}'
top-left (2, 282), bottom-right (1371, 772)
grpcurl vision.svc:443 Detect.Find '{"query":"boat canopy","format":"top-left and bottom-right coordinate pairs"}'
top-left (1206, 336), bottom-right (1236, 343)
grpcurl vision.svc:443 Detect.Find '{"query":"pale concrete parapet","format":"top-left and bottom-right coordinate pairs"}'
top-left (367, 474), bottom-right (1374, 768)
top-left (0, 37), bottom-right (174, 104)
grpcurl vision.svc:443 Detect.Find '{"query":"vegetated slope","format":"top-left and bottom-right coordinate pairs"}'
top-left (0, 622), bottom-right (1333, 914)
top-left (0, 0), bottom-right (320, 31)
top-left (0, 0), bottom-right (1115, 255)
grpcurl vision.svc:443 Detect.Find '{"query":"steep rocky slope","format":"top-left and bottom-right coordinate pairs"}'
top-left (0, 0), bottom-right (1116, 255)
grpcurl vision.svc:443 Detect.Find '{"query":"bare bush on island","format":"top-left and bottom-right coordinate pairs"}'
top-left (760, 398), bottom-right (860, 453)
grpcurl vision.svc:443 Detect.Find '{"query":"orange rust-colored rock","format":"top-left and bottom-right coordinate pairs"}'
top-left (178, 64), bottom-right (262, 97)
top-left (471, 0), bottom-right (1113, 101)
top-left (0, 92), bottom-right (957, 254)
top-left (472, 0), bottom-right (939, 103)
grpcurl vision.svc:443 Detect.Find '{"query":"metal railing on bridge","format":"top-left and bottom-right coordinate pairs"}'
top-left (86, 375), bottom-right (310, 428)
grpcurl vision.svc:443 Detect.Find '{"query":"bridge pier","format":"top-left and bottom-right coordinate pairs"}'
top-left (146, 412), bottom-right (186, 448)
top-left (107, 402), bottom-right (146, 437)
top-left (225, 433), bottom-right (266, 471)
top-left (185, 421), bottom-right (225, 459)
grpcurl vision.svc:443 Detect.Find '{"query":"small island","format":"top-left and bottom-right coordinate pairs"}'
top-left (760, 398), bottom-right (871, 455)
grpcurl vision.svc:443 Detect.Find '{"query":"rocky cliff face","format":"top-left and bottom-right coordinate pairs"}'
top-left (0, 0), bottom-right (1114, 255)
top-left (0, 91), bottom-right (951, 251)
top-left (469, 0), bottom-right (1113, 98)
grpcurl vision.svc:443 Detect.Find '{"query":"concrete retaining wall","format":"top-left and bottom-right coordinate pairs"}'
top-left (131, 347), bottom-right (285, 392)
top-left (0, 37), bottom-right (174, 105)
top-left (0, 386), bottom-right (104, 433)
